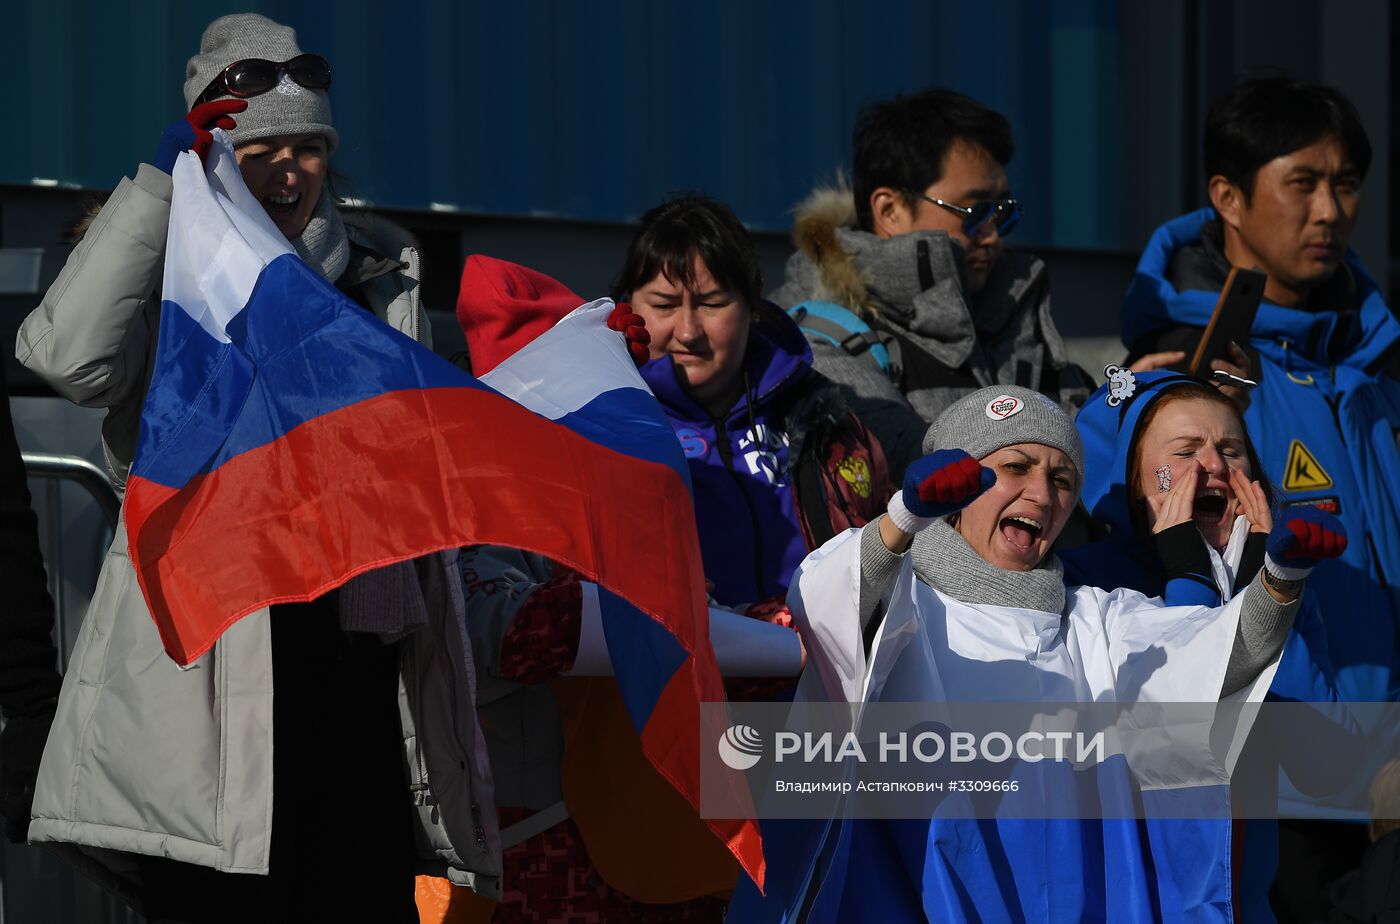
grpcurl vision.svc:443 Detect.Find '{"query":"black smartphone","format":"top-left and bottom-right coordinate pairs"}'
top-left (1182, 267), bottom-right (1266, 377)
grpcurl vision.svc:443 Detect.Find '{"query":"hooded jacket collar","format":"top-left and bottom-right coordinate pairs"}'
top-left (1061, 369), bottom-right (1220, 591)
top-left (641, 304), bottom-right (812, 426)
top-left (781, 186), bottom-right (1073, 374)
top-left (1122, 208), bottom-right (1400, 371)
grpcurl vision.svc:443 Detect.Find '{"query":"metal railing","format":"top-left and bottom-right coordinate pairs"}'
top-left (22, 452), bottom-right (120, 669)
top-left (22, 451), bottom-right (120, 529)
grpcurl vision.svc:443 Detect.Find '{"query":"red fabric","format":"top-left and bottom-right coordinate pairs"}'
top-left (493, 807), bottom-right (728, 923)
top-left (456, 256), bottom-right (584, 376)
top-left (124, 386), bottom-right (693, 666)
top-left (187, 99), bottom-right (247, 162)
top-left (498, 570), bottom-right (584, 684)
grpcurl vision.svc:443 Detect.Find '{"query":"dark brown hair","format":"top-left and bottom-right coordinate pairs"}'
top-left (612, 194), bottom-right (776, 324)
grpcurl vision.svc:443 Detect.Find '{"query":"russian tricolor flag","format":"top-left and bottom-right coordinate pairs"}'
top-left (124, 136), bottom-right (762, 888)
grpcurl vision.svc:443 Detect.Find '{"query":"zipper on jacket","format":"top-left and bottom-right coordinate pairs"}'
top-left (1365, 532), bottom-right (1391, 588)
top-left (403, 645), bottom-right (434, 806)
top-left (471, 801), bottom-right (486, 848)
top-left (406, 246), bottom-right (422, 343)
top-left (713, 413), bottom-right (768, 598)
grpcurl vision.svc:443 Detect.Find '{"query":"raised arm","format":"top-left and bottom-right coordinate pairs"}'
top-left (859, 449), bottom-right (995, 630)
top-left (17, 165), bottom-right (171, 411)
top-left (16, 101), bottom-right (248, 412)
top-left (1219, 507), bottom-right (1347, 696)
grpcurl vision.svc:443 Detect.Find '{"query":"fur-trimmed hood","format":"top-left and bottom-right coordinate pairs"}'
top-left (787, 185), bottom-right (871, 313)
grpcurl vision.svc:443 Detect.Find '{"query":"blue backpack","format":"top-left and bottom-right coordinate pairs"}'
top-left (787, 300), bottom-right (903, 384)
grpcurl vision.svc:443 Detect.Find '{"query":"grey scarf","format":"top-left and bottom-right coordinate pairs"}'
top-left (292, 190), bottom-right (349, 283)
top-left (338, 559), bottom-right (429, 640)
top-left (911, 518), bottom-right (1067, 615)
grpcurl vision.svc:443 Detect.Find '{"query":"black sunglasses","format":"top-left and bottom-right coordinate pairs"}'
top-left (908, 192), bottom-right (1023, 239)
top-left (193, 54), bottom-right (332, 107)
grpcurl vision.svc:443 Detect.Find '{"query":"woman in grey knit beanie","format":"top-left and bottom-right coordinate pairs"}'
top-left (15, 12), bottom-right (472, 923)
top-left (183, 13), bottom-right (348, 276)
top-left (764, 388), bottom-right (1349, 919)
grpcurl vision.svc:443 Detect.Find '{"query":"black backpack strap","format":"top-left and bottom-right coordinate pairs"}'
top-left (794, 446), bottom-right (838, 549)
top-left (890, 328), bottom-right (980, 391)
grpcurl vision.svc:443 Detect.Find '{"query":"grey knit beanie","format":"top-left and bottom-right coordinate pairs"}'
top-left (183, 14), bottom-right (338, 152)
top-left (923, 385), bottom-right (1084, 479)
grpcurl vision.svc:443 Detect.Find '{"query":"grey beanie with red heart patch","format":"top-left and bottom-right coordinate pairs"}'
top-left (183, 13), bottom-right (338, 152)
top-left (923, 385), bottom-right (1084, 480)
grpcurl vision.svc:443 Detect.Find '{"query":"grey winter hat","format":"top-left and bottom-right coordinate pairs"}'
top-left (923, 385), bottom-right (1084, 480)
top-left (183, 14), bottom-right (338, 152)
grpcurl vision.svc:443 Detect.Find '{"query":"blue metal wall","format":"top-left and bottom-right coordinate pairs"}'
top-left (1, 0), bottom-right (1123, 247)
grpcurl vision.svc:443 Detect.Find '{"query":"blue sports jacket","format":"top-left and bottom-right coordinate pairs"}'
top-left (1122, 209), bottom-right (1400, 708)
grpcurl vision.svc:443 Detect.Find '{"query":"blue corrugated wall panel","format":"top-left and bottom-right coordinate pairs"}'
top-left (0, 0), bottom-right (1122, 247)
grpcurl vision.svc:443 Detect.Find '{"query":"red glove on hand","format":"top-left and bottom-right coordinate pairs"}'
top-left (1264, 506), bottom-right (1348, 581)
top-left (744, 594), bottom-right (794, 629)
top-left (607, 302), bottom-right (651, 367)
top-left (497, 568), bottom-right (585, 684)
top-left (153, 99), bottom-right (249, 173)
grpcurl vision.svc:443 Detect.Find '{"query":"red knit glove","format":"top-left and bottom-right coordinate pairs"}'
top-left (607, 302), bottom-right (651, 367)
top-left (498, 569), bottom-right (585, 684)
top-left (1264, 506), bottom-right (1348, 581)
top-left (153, 99), bottom-right (248, 173)
top-left (887, 449), bottom-right (995, 533)
top-left (745, 594), bottom-right (794, 629)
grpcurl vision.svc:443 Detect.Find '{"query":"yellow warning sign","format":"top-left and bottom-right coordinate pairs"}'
top-left (1282, 440), bottom-right (1334, 492)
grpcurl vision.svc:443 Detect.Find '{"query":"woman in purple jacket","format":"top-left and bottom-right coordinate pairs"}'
top-left (615, 194), bottom-right (892, 609)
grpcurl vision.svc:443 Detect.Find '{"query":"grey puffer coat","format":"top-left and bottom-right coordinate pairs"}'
top-left (14, 163), bottom-right (501, 906)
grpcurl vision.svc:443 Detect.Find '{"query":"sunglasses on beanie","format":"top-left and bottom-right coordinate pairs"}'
top-left (192, 54), bottom-right (332, 107)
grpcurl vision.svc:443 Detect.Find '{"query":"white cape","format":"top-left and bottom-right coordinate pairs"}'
top-left (790, 529), bottom-right (1281, 779)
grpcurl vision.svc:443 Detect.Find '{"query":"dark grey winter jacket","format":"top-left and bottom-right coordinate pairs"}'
top-left (769, 187), bottom-right (1092, 477)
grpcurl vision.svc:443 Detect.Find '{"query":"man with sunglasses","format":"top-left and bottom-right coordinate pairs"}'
top-left (771, 87), bottom-right (1092, 478)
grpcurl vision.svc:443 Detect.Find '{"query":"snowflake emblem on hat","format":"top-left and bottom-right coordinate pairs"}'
top-left (1104, 364), bottom-right (1137, 407)
top-left (275, 73), bottom-right (303, 96)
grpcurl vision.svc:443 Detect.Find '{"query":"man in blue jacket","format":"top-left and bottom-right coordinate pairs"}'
top-left (1123, 76), bottom-right (1400, 920)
